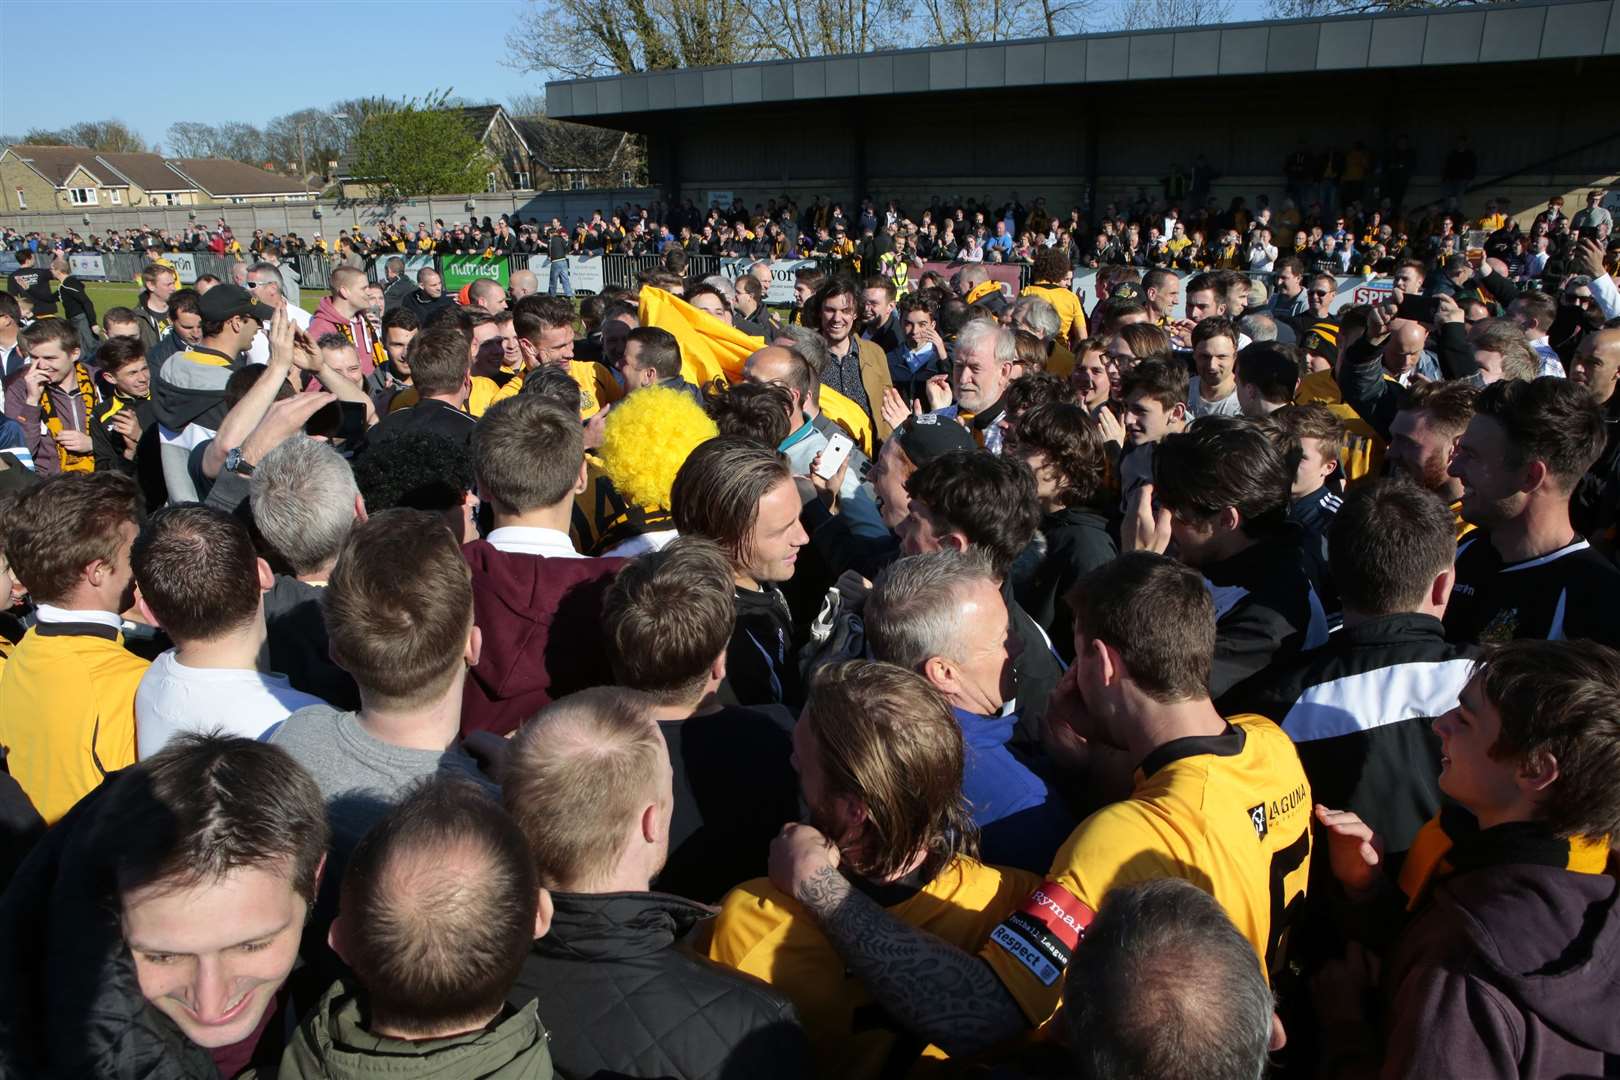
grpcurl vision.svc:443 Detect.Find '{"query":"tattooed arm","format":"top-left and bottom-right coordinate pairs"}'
top-left (770, 823), bottom-right (1030, 1056)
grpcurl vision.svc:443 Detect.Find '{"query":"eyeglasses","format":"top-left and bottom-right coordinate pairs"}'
top-left (1308, 289), bottom-right (1332, 298)
top-left (246, 279), bottom-right (271, 289)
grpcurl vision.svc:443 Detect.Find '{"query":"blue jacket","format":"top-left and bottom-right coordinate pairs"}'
top-left (954, 706), bottom-right (1075, 873)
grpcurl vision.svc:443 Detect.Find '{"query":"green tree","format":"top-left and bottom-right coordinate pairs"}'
top-left (345, 92), bottom-right (492, 199)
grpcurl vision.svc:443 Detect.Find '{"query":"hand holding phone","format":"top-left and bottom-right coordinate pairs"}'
top-left (304, 400), bottom-right (369, 442)
top-left (815, 432), bottom-right (854, 480)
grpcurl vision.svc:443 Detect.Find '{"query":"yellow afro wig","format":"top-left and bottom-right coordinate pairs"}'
top-left (598, 386), bottom-right (719, 511)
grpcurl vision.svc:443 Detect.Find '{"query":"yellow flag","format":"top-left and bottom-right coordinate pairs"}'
top-left (637, 286), bottom-right (875, 453)
top-left (638, 287), bottom-right (761, 388)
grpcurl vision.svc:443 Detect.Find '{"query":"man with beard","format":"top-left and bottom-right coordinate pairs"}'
top-left (766, 553), bottom-right (1310, 1057)
top-left (1444, 377), bottom-right (1620, 647)
top-left (1386, 380), bottom-right (1480, 541)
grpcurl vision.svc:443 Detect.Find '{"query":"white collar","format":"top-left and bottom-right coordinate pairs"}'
top-left (487, 526), bottom-right (582, 558)
top-left (35, 603), bottom-right (124, 631)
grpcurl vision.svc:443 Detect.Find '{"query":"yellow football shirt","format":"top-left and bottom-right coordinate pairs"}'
top-left (981, 714), bottom-right (1312, 1026)
top-left (486, 360), bottom-right (625, 420)
top-left (0, 625), bottom-right (147, 823)
top-left (711, 855), bottom-right (1039, 1079)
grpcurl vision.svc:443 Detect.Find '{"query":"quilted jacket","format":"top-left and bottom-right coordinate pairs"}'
top-left (506, 891), bottom-right (809, 1080)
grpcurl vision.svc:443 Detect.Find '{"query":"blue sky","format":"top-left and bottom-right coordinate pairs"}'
top-left (0, 0), bottom-right (541, 148)
top-left (2, 0), bottom-right (1281, 149)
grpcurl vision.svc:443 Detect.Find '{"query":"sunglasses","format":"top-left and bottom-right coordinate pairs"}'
top-left (1308, 289), bottom-right (1332, 298)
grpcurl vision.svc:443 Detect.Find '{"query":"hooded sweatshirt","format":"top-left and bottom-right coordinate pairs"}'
top-left (460, 540), bottom-right (626, 736)
top-left (1382, 817), bottom-right (1620, 1078)
top-left (278, 982), bottom-right (553, 1080)
top-left (309, 297), bottom-right (380, 376)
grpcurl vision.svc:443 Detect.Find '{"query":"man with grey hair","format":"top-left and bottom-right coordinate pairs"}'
top-left (251, 435), bottom-right (366, 709)
top-left (1063, 879), bottom-right (1276, 1080)
top-left (865, 549), bottom-right (1073, 872)
top-left (228, 260), bottom-right (249, 288)
top-left (1008, 293), bottom-right (1072, 376)
top-left (1009, 295), bottom-right (1061, 344)
top-left (944, 319), bottom-right (1017, 452)
top-left (246, 261), bottom-right (313, 364)
top-left (1237, 313), bottom-right (1278, 344)
top-left (700, 274), bottom-right (737, 308)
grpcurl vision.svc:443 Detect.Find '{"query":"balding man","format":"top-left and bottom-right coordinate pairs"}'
top-left (296, 776), bottom-right (554, 1075)
top-left (1571, 327), bottom-right (1620, 540)
top-left (745, 343), bottom-right (869, 499)
top-left (1061, 880), bottom-right (1277, 1080)
top-left (504, 688), bottom-right (809, 1079)
top-left (468, 277), bottom-right (507, 316)
top-left (1383, 320), bottom-right (1430, 385)
top-left (509, 268), bottom-right (539, 300)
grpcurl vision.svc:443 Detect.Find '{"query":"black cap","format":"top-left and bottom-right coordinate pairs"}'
top-left (897, 413), bottom-right (976, 465)
top-left (198, 283), bottom-right (275, 325)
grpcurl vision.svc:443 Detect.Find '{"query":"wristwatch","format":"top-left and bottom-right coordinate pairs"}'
top-left (224, 447), bottom-right (254, 477)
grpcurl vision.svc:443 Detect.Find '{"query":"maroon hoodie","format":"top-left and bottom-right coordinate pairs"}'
top-left (1381, 819), bottom-right (1620, 1078)
top-left (460, 539), bottom-right (627, 736)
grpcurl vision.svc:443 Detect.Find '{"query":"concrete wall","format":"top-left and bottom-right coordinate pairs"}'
top-left (0, 188), bottom-right (661, 237)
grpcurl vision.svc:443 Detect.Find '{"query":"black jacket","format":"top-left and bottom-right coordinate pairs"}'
top-left (658, 706), bottom-right (799, 903)
top-left (1205, 527), bottom-right (1329, 707)
top-left (719, 583), bottom-right (801, 710)
top-left (260, 575), bottom-right (360, 711)
top-left (1007, 583), bottom-right (1063, 757)
top-left (1226, 613), bottom-right (1474, 860)
top-left (1572, 391), bottom-right (1620, 542)
top-left (90, 394), bottom-right (154, 476)
top-left (1014, 506), bottom-right (1117, 663)
top-left (508, 891), bottom-right (809, 1080)
top-left (399, 289), bottom-right (456, 325)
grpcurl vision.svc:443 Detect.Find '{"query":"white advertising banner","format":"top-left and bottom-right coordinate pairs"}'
top-left (69, 253), bottom-right (107, 279)
top-left (162, 252), bottom-right (198, 284)
top-left (1068, 269), bottom-right (1391, 320)
top-left (720, 257), bottom-right (819, 306)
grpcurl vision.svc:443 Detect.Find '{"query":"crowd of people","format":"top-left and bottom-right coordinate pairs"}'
top-left (7, 164), bottom-right (1613, 289)
top-left (0, 171), bottom-right (1619, 1080)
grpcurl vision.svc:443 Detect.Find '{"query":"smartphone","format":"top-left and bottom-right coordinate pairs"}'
top-left (305, 400), bottom-right (369, 442)
top-left (1396, 295), bottom-right (1440, 323)
top-left (816, 432), bottom-right (855, 480)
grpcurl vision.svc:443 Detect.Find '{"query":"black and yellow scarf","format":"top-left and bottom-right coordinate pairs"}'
top-left (38, 363), bottom-right (96, 473)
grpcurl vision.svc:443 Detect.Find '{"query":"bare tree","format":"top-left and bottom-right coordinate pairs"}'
top-left (22, 119), bottom-right (148, 152)
top-left (1114, 0), bottom-right (1235, 30)
top-left (213, 122), bottom-right (266, 164)
top-left (737, 0), bottom-right (910, 58)
top-left (508, 93), bottom-right (549, 118)
top-left (506, 0), bottom-right (756, 78)
top-left (1268, 0), bottom-right (1504, 15)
